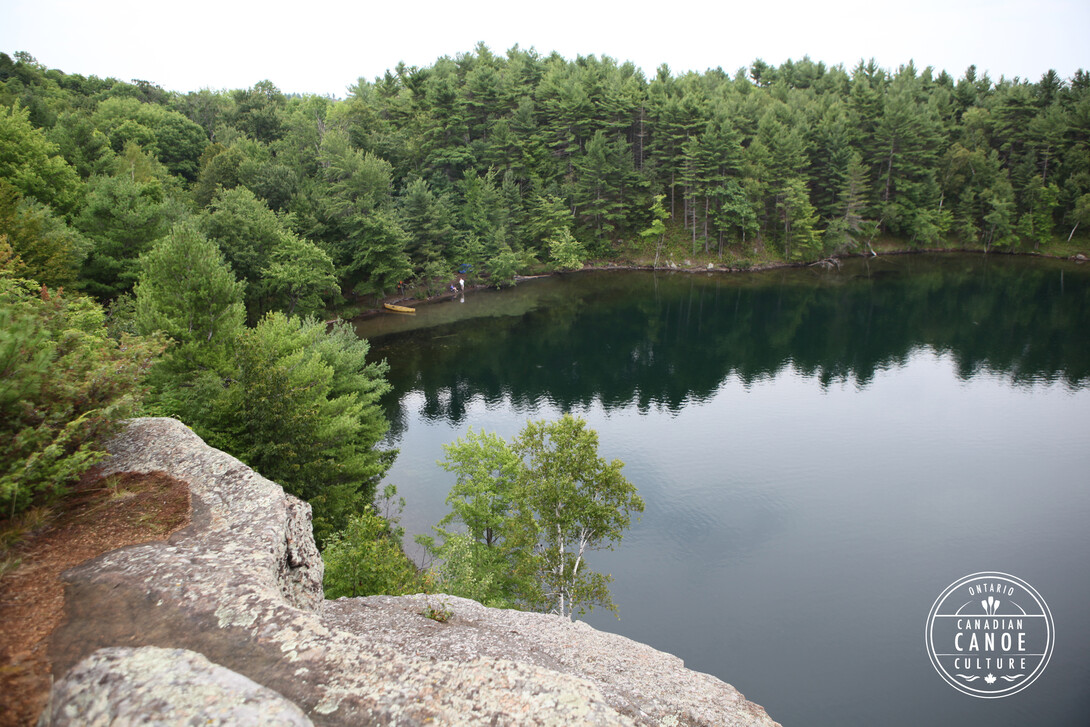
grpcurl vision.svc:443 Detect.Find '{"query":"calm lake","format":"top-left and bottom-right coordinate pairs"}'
top-left (353, 254), bottom-right (1090, 727)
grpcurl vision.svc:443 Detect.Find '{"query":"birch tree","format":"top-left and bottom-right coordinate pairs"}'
top-left (437, 428), bottom-right (522, 548)
top-left (429, 415), bottom-right (643, 618)
top-left (513, 414), bottom-right (643, 619)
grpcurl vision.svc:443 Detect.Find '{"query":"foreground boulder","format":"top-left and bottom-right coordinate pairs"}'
top-left (47, 418), bottom-right (779, 726)
top-left (43, 646), bottom-right (313, 726)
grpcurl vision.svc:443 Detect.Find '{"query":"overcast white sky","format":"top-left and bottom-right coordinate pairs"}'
top-left (4, 0), bottom-right (1088, 97)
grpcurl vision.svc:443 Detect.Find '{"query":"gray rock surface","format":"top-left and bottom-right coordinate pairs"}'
top-left (48, 417), bottom-right (780, 727)
top-left (42, 646), bottom-right (313, 726)
top-left (326, 594), bottom-right (777, 727)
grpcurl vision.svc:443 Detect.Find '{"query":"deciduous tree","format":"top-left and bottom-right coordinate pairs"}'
top-left (513, 414), bottom-right (644, 618)
top-left (0, 103), bottom-right (81, 213)
top-left (428, 415), bottom-right (643, 619)
top-left (323, 500), bottom-right (422, 599)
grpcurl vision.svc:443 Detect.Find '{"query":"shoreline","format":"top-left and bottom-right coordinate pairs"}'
top-left (354, 247), bottom-right (1088, 320)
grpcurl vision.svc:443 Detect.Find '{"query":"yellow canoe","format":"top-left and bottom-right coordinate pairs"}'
top-left (384, 303), bottom-right (416, 314)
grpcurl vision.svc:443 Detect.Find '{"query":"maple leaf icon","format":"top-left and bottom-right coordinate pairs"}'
top-left (985, 673), bottom-right (997, 685)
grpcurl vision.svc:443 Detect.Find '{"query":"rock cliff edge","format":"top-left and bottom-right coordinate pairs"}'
top-left (44, 418), bottom-right (779, 726)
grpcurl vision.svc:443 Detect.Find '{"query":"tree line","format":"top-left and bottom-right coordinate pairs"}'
top-left (3, 47), bottom-right (1089, 308)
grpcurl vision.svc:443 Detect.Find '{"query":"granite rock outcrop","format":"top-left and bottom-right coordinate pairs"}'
top-left (46, 418), bottom-right (779, 726)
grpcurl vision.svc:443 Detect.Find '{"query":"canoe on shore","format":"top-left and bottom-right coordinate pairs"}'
top-left (384, 303), bottom-right (416, 314)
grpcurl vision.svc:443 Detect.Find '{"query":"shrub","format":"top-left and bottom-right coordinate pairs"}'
top-left (322, 503), bottom-right (422, 599)
top-left (0, 277), bottom-right (163, 518)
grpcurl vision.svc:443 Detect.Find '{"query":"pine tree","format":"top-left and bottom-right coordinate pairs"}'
top-left (210, 313), bottom-right (393, 544)
top-left (133, 224), bottom-right (245, 372)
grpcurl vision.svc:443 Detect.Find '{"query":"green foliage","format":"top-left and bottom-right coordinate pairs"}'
top-left (202, 186), bottom-right (335, 317)
top-left (0, 278), bottom-right (163, 517)
top-left (425, 415), bottom-right (643, 619)
top-left (399, 177), bottom-right (455, 263)
top-left (202, 186), bottom-right (286, 294)
top-left (546, 228), bottom-right (588, 271)
top-left (420, 599), bottom-right (454, 622)
top-left (0, 181), bottom-right (88, 289)
top-left (420, 428), bottom-right (539, 608)
top-left (1070, 194), bottom-right (1090, 240)
top-left (573, 130), bottom-right (636, 242)
top-left (0, 103), bottom-right (81, 213)
top-left (525, 194), bottom-right (574, 254)
top-left (47, 112), bottom-right (114, 179)
top-left (6, 48), bottom-right (1090, 291)
top-left (485, 246), bottom-right (523, 287)
top-left (513, 414), bottom-right (644, 617)
top-left (262, 233), bottom-right (338, 316)
top-left (1019, 175), bottom-right (1060, 249)
top-left (193, 143), bottom-right (244, 207)
top-left (201, 313), bottom-right (394, 544)
top-left (438, 428), bottom-right (521, 547)
top-left (417, 259), bottom-right (453, 297)
top-left (90, 97), bottom-right (207, 180)
top-left (0, 235), bottom-right (23, 276)
top-left (425, 531), bottom-right (525, 608)
top-left (76, 173), bottom-right (171, 298)
top-left (230, 81), bottom-right (286, 144)
top-left (780, 178), bottom-right (821, 258)
top-left (322, 503), bottom-right (422, 599)
top-left (639, 194), bottom-right (669, 243)
top-left (134, 224), bottom-right (246, 372)
top-left (342, 211), bottom-right (413, 298)
top-left (110, 141), bottom-right (174, 186)
top-left (639, 194), bottom-right (670, 265)
top-left (125, 218), bottom-right (392, 546)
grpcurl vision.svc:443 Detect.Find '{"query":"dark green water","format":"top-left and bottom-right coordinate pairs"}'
top-left (355, 254), bottom-right (1090, 727)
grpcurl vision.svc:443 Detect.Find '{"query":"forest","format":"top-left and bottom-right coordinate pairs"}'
top-left (2, 46), bottom-right (1089, 305)
top-left (2, 46), bottom-right (1089, 604)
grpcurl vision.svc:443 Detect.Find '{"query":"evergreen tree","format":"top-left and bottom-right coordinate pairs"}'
top-left (872, 71), bottom-right (944, 239)
top-left (47, 111), bottom-right (114, 178)
top-left (77, 174), bottom-right (171, 299)
top-left (133, 224), bottom-right (245, 373)
top-left (1, 277), bottom-right (163, 517)
top-left (398, 177), bottom-right (455, 264)
top-left (572, 130), bottom-right (635, 243)
top-left (780, 177), bottom-right (821, 258)
top-left (210, 313), bottom-right (393, 543)
top-left (824, 151), bottom-right (874, 253)
top-left (3, 46), bottom-right (1090, 285)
